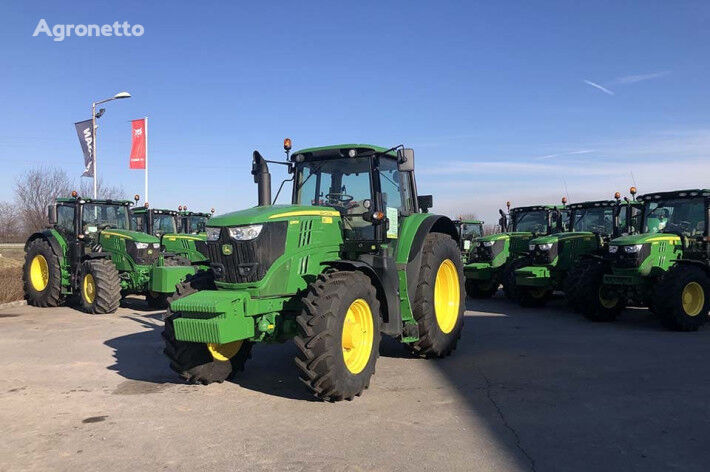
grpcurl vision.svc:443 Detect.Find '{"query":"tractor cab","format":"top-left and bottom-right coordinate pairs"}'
top-left (130, 206), bottom-right (179, 238)
top-left (178, 209), bottom-right (212, 235)
top-left (509, 204), bottom-right (568, 235)
top-left (454, 219), bottom-right (484, 253)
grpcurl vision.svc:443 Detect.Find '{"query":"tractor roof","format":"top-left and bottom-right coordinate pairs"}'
top-left (638, 189), bottom-right (710, 201)
top-left (291, 144), bottom-right (398, 161)
top-left (131, 207), bottom-right (178, 215)
top-left (180, 211), bottom-right (211, 217)
top-left (510, 205), bottom-right (564, 213)
top-left (567, 200), bottom-right (617, 209)
top-left (56, 197), bottom-right (133, 205)
top-left (462, 219), bottom-right (484, 224)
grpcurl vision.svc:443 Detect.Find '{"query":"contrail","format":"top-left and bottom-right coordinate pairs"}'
top-left (583, 80), bottom-right (615, 95)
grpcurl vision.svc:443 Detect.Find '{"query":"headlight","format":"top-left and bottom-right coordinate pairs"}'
top-left (483, 241), bottom-right (495, 247)
top-left (538, 243), bottom-right (553, 251)
top-left (206, 227), bottom-right (221, 241)
top-left (229, 224), bottom-right (263, 241)
top-left (135, 242), bottom-right (149, 250)
top-left (529, 244), bottom-right (536, 251)
top-left (463, 240), bottom-right (471, 250)
top-left (608, 245), bottom-right (619, 254)
top-left (624, 244), bottom-right (643, 253)
top-left (153, 243), bottom-right (160, 249)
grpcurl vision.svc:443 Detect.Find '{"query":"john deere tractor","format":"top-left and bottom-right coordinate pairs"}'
top-left (23, 194), bottom-right (197, 313)
top-left (163, 141), bottom-right (465, 401)
top-left (513, 193), bottom-right (642, 307)
top-left (590, 189), bottom-right (710, 330)
top-left (454, 219), bottom-right (484, 262)
top-left (130, 202), bottom-right (210, 267)
top-left (177, 207), bottom-right (213, 234)
top-left (463, 202), bottom-right (569, 299)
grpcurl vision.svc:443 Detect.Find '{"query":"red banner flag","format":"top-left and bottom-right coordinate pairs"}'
top-left (129, 118), bottom-right (147, 169)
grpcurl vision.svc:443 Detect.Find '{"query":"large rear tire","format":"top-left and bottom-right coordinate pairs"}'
top-left (653, 265), bottom-right (710, 331)
top-left (79, 259), bottom-right (121, 314)
top-left (409, 233), bottom-right (465, 358)
top-left (23, 238), bottom-right (62, 307)
top-left (294, 271), bottom-right (381, 401)
top-left (163, 272), bottom-right (252, 384)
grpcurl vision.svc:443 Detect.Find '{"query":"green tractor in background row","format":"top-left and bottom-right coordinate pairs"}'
top-left (163, 140), bottom-right (465, 401)
top-left (129, 200), bottom-right (210, 267)
top-left (453, 218), bottom-right (484, 262)
top-left (587, 188), bottom-right (710, 330)
top-left (177, 206), bottom-right (213, 234)
top-left (23, 193), bottom-right (197, 313)
top-left (463, 201), bottom-right (569, 299)
top-left (514, 192), bottom-right (642, 307)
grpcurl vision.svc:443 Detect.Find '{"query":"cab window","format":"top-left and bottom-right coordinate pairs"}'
top-left (131, 213), bottom-right (147, 232)
top-left (56, 205), bottom-right (75, 234)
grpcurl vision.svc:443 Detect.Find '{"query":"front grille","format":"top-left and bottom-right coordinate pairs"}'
top-left (471, 239), bottom-right (505, 262)
top-left (613, 244), bottom-right (649, 268)
top-left (127, 243), bottom-right (160, 265)
top-left (206, 222), bottom-right (288, 284)
top-left (531, 243), bottom-right (558, 265)
top-left (195, 240), bottom-right (209, 259)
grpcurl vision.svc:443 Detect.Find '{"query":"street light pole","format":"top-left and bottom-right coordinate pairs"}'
top-left (90, 91), bottom-right (131, 199)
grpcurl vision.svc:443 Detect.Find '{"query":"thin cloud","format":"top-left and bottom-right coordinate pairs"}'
top-left (534, 149), bottom-right (596, 160)
top-left (613, 71), bottom-right (670, 84)
top-left (583, 80), bottom-right (615, 95)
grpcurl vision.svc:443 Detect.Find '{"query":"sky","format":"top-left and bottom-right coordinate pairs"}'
top-left (1, 1), bottom-right (709, 223)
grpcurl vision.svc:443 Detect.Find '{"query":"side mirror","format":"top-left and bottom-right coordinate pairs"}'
top-left (47, 205), bottom-right (57, 225)
top-left (417, 195), bottom-right (433, 213)
top-left (397, 148), bottom-right (415, 172)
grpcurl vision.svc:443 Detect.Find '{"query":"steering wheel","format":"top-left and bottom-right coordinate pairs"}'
top-left (325, 192), bottom-right (354, 205)
top-left (667, 220), bottom-right (691, 233)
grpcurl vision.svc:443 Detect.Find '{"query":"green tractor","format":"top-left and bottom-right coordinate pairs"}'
top-left (590, 188), bottom-right (710, 330)
top-left (23, 193), bottom-right (197, 313)
top-left (163, 141), bottom-right (465, 401)
top-left (463, 201), bottom-right (569, 299)
top-left (130, 202), bottom-right (210, 266)
top-left (454, 219), bottom-right (484, 262)
top-left (513, 193), bottom-right (642, 307)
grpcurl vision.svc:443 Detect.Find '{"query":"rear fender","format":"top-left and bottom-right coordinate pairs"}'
top-left (25, 230), bottom-right (65, 264)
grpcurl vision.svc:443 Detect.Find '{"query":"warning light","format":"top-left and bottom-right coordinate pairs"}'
top-left (71, 191), bottom-right (78, 198)
top-left (614, 192), bottom-right (621, 199)
top-left (178, 205), bottom-right (183, 211)
top-left (211, 208), bottom-right (215, 214)
top-left (562, 197), bottom-right (568, 205)
top-left (144, 202), bottom-right (149, 208)
top-left (630, 186), bottom-right (637, 195)
top-left (283, 138), bottom-right (292, 151)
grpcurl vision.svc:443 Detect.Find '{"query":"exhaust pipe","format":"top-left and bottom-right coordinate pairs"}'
top-left (252, 151), bottom-right (272, 206)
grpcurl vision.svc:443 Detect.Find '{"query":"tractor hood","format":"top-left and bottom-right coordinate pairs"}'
top-left (100, 228), bottom-right (159, 243)
top-left (610, 232), bottom-right (681, 246)
top-left (529, 231), bottom-right (594, 245)
top-left (208, 204), bottom-right (341, 227)
top-left (476, 232), bottom-right (531, 243)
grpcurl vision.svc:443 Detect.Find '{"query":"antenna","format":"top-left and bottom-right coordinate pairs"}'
top-left (562, 178), bottom-right (570, 203)
top-left (630, 171), bottom-right (638, 192)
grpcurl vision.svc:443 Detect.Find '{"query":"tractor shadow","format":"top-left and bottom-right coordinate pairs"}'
top-left (103, 313), bottom-right (318, 401)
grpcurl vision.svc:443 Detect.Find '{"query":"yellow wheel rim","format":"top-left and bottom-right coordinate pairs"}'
top-left (341, 298), bottom-right (374, 374)
top-left (434, 259), bottom-right (460, 334)
top-left (207, 340), bottom-right (243, 362)
top-left (681, 282), bottom-right (704, 317)
top-left (529, 288), bottom-right (547, 299)
top-left (29, 255), bottom-right (49, 292)
top-left (599, 288), bottom-right (619, 309)
top-left (82, 274), bottom-right (96, 304)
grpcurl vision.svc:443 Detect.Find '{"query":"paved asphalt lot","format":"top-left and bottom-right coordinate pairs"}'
top-left (1, 294), bottom-right (709, 472)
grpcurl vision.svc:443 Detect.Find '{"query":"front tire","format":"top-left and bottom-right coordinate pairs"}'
top-left (573, 260), bottom-right (624, 322)
top-left (518, 286), bottom-right (551, 308)
top-left (294, 271), bottom-right (381, 401)
top-left (79, 259), bottom-right (121, 314)
top-left (163, 272), bottom-right (252, 384)
top-left (23, 238), bottom-right (62, 307)
top-left (409, 233), bottom-right (465, 358)
top-left (502, 258), bottom-right (527, 302)
top-left (465, 278), bottom-right (497, 299)
top-left (653, 265), bottom-right (710, 331)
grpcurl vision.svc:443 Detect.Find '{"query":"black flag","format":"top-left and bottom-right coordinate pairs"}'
top-left (75, 119), bottom-right (94, 177)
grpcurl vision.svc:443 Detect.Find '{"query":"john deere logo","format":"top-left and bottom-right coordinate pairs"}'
top-left (222, 244), bottom-right (233, 255)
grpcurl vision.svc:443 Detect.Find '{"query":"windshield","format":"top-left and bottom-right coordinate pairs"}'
top-left (643, 197), bottom-right (706, 236)
top-left (461, 223), bottom-right (483, 239)
top-left (513, 210), bottom-right (548, 233)
top-left (295, 157), bottom-right (374, 239)
top-left (82, 204), bottom-right (129, 231)
top-left (187, 216), bottom-right (208, 234)
top-left (152, 214), bottom-right (177, 236)
top-left (572, 207), bottom-right (614, 234)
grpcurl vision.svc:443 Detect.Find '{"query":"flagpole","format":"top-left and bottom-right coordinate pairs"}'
top-left (144, 117), bottom-right (149, 204)
top-left (91, 102), bottom-right (97, 199)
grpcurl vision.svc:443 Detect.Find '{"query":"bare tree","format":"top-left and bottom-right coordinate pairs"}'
top-left (0, 201), bottom-right (21, 242)
top-left (457, 212), bottom-right (479, 221)
top-left (14, 167), bottom-right (72, 234)
top-left (78, 178), bottom-right (126, 200)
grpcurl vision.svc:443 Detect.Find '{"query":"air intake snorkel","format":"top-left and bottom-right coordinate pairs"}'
top-left (252, 150), bottom-right (272, 206)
